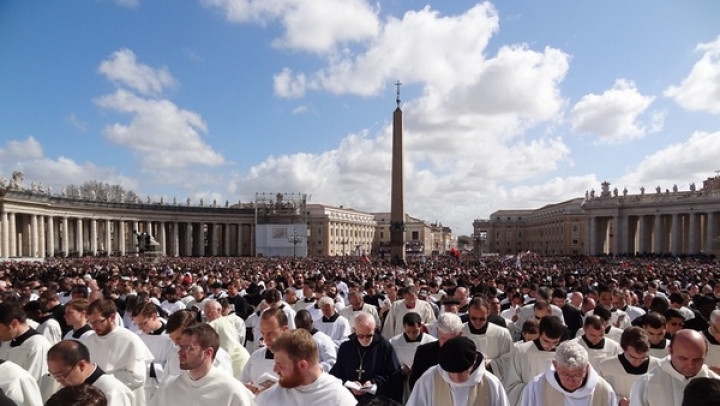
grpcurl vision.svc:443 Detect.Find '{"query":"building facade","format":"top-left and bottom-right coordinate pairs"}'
top-left (474, 176), bottom-right (720, 256)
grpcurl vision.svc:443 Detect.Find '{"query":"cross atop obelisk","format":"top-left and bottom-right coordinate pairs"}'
top-left (390, 80), bottom-right (406, 265)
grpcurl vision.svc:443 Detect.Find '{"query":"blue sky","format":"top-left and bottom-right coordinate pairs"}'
top-left (1, 1), bottom-right (719, 237)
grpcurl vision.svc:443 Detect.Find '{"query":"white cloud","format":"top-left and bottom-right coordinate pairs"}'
top-left (291, 105), bottom-right (308, 115)
top-left (98, 49), bottom-right (176, 96)
top-left (617, 130), bottom-right (720, 191)
top-left (273, 68), bottom-right (306, 98)
top-left (65, 113), bottom-right (88, 131)
top-left (95, 89), bottom-right (225, 170)
top-left (570, 79), bottom-right (658, 144)
top-left (202, 0), bottom-right (379, 53)
top-left (665, 36), bottom-right (720, 114)
top-left (0, 136), bottom-right (44, 161)
top-left (0, 137), bottom-right (137, 193)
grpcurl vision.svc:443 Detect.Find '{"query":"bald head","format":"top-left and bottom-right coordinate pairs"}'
top-left (204, 299), bottom-right (222, 321)
top-left (670, 329), bottom-right (708, 378)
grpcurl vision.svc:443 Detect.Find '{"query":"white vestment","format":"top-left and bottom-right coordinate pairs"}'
top-left (382, 300), bottom-right (436, 340)
top-left (648, 340), bottom-right (670, 360)
top-left (522, 364), bottom-right (617, 406)
top-left (0, 360), bottom-right (43, 406)
top-left (93, 370), bottom-right (137, 406)
top-left (37, 318), bottom-right (62, 346)
top-left (572, 336), bottom-right (622, 369)
top-left (240, 347), bottom-right (277, 385)
top-left (2, 330), bottom-right (51, 382)
top-left (311, 330), bottom-right (338, 372)
top-left (389, 332), bottom-right (437, 403)
top-left (136, 330), bottom-right (175, 401)
top-left (151, 365), bottom-right (255, 406)
top-left (703, 331), bottom-right (720, 369)
top-left (255, 371), bottom-right (356, 406)
top-left (209, 315), bottom-right (251, 379)
top-left (596, 354), bottom-right (661, 398)
top-left (314, 315), bottom-right (352, 347)
top-left (339, 304), bottom-right (381, 328)
top-left (406, 363), bottom-right (509, 406)
top-left (63, 325), bottom-right (95, 341)
top-left (629, 357), bottom-right (720, 406)
top-left (160, 300), bottom-right (186, 316)
top-left (84, 327), bottom-right (154, 406)
top-left (503, 340), bottom-right (557, 406)
top-left (461, 322), bottom-right (514, 380)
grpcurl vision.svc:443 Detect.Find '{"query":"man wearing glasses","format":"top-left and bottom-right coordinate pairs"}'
top-left (44, 340), bottom-right (133, 406)
top-left (522, 340), bottom-right (617, 406)
top-left (150, 324), bottom-right (255, 406)
top-left (597, 327), bottom-right (660, 406)
top-left (330, 312), bottom-right (402, 404)
top-left (84, 299), bottom-right (153, 406)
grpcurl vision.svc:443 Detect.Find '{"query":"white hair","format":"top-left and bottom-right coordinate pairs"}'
top-left (354, 312), bottom-right (376, 329)
top-left (318, 296), bottom-right (334, 307)
top-left (555, 341), bottom-right (589, 369)
top-left (437, 313), bottom-right (463, 335)
top-left (710, 309), bottom-right (720, 325)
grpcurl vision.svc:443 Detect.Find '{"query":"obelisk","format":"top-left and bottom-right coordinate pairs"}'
top-left (390, 81), bottom-right (406, 264)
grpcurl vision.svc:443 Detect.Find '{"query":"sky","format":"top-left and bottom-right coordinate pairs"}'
top-left (1, 1), bottom-right (720, 237)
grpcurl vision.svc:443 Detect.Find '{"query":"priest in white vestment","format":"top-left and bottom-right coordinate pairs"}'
top-left (294, 310), bottom-right (337, 372)
top-left (407, 336), bottom-right (509, 406)
top-left (85, 299), bottom-right (153, 406)
top-left (241, 308), bottom-right (289, 394)
top-left (382, 287), bottom-right (436, 340)
top-left (0, 359), bottom-right (43, 406)
top-left (0, 301), bottom-right (51, 382)
top-left (460, 297), bottom-right (514, 378)
top-left (339, 292), bottom-right (381, 329)
top-left (597, 326), bottom-right (661, 406)
top-left (46, 340), bottom-right (135, 406)
top-left (132, 303), bottom-right (176, 401)
top-left (702, 309), bottom-right (720, 373)
top-left (522, 340), bottom-right (617, 406)
top-left (389, 312), bottom-right (437, 403)
top-left (205, 300), bottom-right (250, 379)
top-left (504, 315), bottom-right (566, 406)
top-left (151, 324), bottom-right (255, 406)
top-left (255, 329), bottom-right (356, 406)
top-left (314, 297), bottom-right (352, 346)
top-left (641, 312), bottom-right (670, 359)
top-left (630, 329), bottom-right (720, 406)
top-left (62, 299), bottom-right (95, 342)
top-left (572, 315), bottom-right (622, 369)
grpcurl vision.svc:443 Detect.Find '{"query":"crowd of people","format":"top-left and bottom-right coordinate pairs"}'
top-left (1, 252), bottom-right (720, 405)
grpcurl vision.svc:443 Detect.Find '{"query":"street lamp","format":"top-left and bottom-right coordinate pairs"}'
top-left (288, 228), bottom-right (304, 258)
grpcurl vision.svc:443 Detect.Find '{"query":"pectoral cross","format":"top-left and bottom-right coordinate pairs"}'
top-left (356, 366), bottom-right (365, 381)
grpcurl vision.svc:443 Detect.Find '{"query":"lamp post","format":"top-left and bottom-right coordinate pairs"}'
top-left (288, 228), bottom-right (304, 258)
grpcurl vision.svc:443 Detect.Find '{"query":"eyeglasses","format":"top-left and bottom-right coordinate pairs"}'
top-left (88, 317), bottom-right (108, 326)
top-left (356, 333), bottom-right (374, 340)
top-left (557, 370), bottom-right (586, 380)
top-left (50, 363), bottom-right (78, 380)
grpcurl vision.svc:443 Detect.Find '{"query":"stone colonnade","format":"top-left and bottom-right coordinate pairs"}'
top-left (588, 210), bottom-right (718, 255)
top-left (0, 212), bottom-right (254, 258)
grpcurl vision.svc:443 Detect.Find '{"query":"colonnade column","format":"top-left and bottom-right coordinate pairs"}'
top-left (637, 216), bottom-right (645, 254)
top-left (62, 217), bottom-right (69, 257)
top-left (223, 224), bottom-right (230, 256)
top-left (159, 221), bottom-right (166, 255)
top-left (47, 216), bottom-right (55, 257)
top-left (76, 218), bottom-right (84, 256)
top-left (194, 223), bottom-right (205, 256)
top-left (237, 224), bottom-right (243, 257)
top-left (185, 223), bottom-right (193, 256)
top-left (587, 217), bottom-right (596, 255)
top-left (38, 215), bottom-right (46, 258)
top-left (30, 214), bottom-right (39, 257)
top-left (132, 221), bottom-right (139, 255)
top-left (104, 219), bottom-right (112, 255)
top-left (1, 212), bottom-right (8, 258)
top-left (653, 215), bottom-right (663, 254)
top-left (8, 213), bottom-right (16, 257)
top-left (708, 212), bottom-right (716, 254)
top-left (171, 222), bottom-right (180, 257)
top-left (91, 219), bottom-right (98, 256)
top-left (670, 213), bottom-right (680, 255)
top-left (688, 212), bottom-right (698, 254)
top-left (119, 220), bottom-right (126, 256)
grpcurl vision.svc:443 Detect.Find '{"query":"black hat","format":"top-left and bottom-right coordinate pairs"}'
top-left (693, 295), bottom-right (718, 308)
top-left (439, 336), bottom-right (477, 373)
